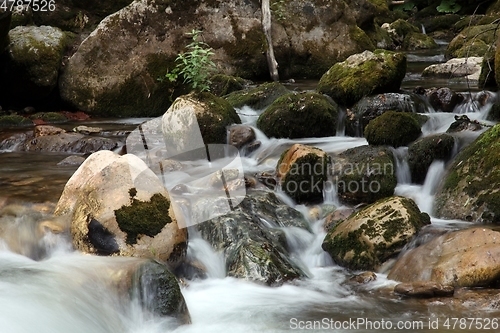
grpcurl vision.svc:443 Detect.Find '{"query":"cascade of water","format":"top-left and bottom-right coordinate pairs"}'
top-left (391, 147), bottom-right (411, 184)
top-left (186, 232), bottom-right (226, 279)
top-left (417, 160), bottom-right (446, 214)
top-left (421, 24), bottom-right (426, 34)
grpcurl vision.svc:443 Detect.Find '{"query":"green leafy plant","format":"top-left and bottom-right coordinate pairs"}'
top-left (436, 0), bottom-right (461, 13)
top-left (271, 0), bottom-right (287, 22)
top-left (163, 29), bottom-right (216, 92)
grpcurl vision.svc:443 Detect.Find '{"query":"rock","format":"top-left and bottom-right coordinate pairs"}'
top-left (10, 5), bottom-right (34, 29)
top-left (57, 156), bottom-right (86, 166)
top-left (422, 57), bottom-right (483, 79)
top-left (54, 150), bottom-right (187, 265)
top-left (388, 228), bottom-right (500, 287)
top-left (346, 93), bottom-right (428, 136)
top-left (24, 132), bottom-right (117, 154)
top-left (209, 74), bottom-right (247, 97)
top-left (364, 111), bottom-right (422, 147)
top-left (350, 271), bottom-right (377, 284)
top-left (132, 260), bottom-right (190, 323)
top-left (276, 144), bottom-right (329, 203)
top-left (402, 32), bottom-right (438, 50)
top-left (225, 82), bottom-right (290, 110)
top-left (256, 92), bottom-right (339, 139)
top-left (383, 19), bottom-right (420, 46)
top-left (163, 92), bottom-right (240, 145)
top-left (2, 26), bottom-right (68, 103)
top-left (408, 134), bottom-right (456, 184)
top-left (317, 49), bottom-right (406, 106)
top-left (447, 24), bottom-right (497, 59)
top-left (0, 115), bottom-right (33, 127)
top-left (333, 145), bottom-right (397, 205)
top-left (29, 112), bottom-right (68, 124)
top-left (196, 189), bottom-right (310, 285)
top-left (324, 207), bottom-right (355, 232)
top-left (34, 125), bottom-right (66, 137)
top-left (435, 124), bottom-right (500, 223)
top-left (322, 196), bottom-right (430, 271)
top-left (59, 0), bottom-right (371, 116)
top-left (394, 282), bottom-right (454, 298)
top-left (428, 87), bottom-right (465, 112)
top-left (446, 115), bottom-right (484, 133)
top-left (73, 125), bottom-right (103, 135)
top-left (479, 56), bottom-right (497, 89)
top-left (228, 125), bottom-right (256, 149)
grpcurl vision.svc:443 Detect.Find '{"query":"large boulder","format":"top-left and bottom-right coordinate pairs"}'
top-left (54, 150), bottom-right (187, 266)
top-left (257, 92), bottom-right (339, 139)
top-left (322, 196), bottom-right (430, 270)
top-left (317, 49), bottom-right (406, 106)
top-left (224, 82), bottom-right (289, 110)
top-left (364, 111), bottom-right (422, 147)
top-left (422, 57), bottom-right (483, 80)
top-left (346, 93), bottom-right (428, 136)
top-left (59, 0), bottom-right (372, 116)
top-left (333, 145), bottom-right (397, 205)
top-left (388, 228), bottom-right (500, 288)
top-left (1, 26), bottom-right (68, 105)
top-left (446, 24), bottom-right (497, 59)
top-left (408, 134), bottom-right (456, 184)
top-left (427, 87), bottom-right (465, 112)
top-left (435, 124), bottom-right (500, 223)
top-left (196, 189), bottom-right (310, 285)
top-left (276, 144), bottom-right (329, 203)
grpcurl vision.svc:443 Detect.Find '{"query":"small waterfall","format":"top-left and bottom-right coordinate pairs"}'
top-left (421, 24), bottom-right (426, 34)
top-left (322, 180), bottom-right (340, 206)
top-left (336, 107), bottom-right (346, 136)
top-left (186, 233), bottom-right (226, 279)
top-left (392, 147), bottom-right (411, 184)
top-left (417, 160), bottom-right (446, 214)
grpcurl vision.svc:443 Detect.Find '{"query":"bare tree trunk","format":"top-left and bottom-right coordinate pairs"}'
top-left (261, 0), bottom-right (279, 81)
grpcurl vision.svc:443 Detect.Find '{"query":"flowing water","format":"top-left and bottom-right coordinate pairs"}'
top-left (1, 49), bottom-right (500, 332)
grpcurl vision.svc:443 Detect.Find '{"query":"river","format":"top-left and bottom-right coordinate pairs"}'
top-left (0, 46), bottom-right (499, 332)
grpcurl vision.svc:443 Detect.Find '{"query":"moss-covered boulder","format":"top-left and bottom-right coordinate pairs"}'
top-left (54, 151), bottom-right (187, 265)
top-left (446, 24), bottom-right (498, 59)
top-left (276, 144), bottom-right (329, 203)
top-left (408, 134), bottom-right (456, 184)
top-left (364, 111), bottom-right (422, 147)
top-left (10, 5), bottom-right (34, 29)
top-left (257, 92), bottom-right (339, 139)
top-left (162, 92), bottom-right (240, 145)
top-left (224, 82), bottom-right (289, 110)
top-left (435, 124), bottom-right (500, 223)
top-left (0, 115), bottom-right (33, 127)
top-left (196, 189), bottom-right (310, 285)
top-left (1, 26), bottom-right (67, 104)
top-left (347, 93), bottom-right (428, 136)
top-left (333, 145), bottom-right (397, 205)
top-left (388, 227), bottom-right (500, 288)
top-left (322, 196), bottom-right (430, 271)
top-left (209, 74), bottom-right (247, 97)
top-left (402, 32), bottom-right (438, 50)
top-left (317, 49), bottom-right (406, 106)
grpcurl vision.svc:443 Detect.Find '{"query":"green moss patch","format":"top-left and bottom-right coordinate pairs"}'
top-left (0, 115), bottom-right (34, 127)
top-left (115, 192), bottom-right (172, 245)
top-left (365, 111), bottom-right (422, 147)
top-left (224, 82), bottom-right (289, 110)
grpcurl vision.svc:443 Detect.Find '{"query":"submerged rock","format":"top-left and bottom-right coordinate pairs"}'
top-left (276, 144), bottom-right (329, 203)
top-left (388, 228), bottom-right (500, 288)
top-left (408, 134), bottom-right (456, 184)
top-left (364, 111), bottom-right (422, 147)
top-left (394, 282), bottom-right (454, 298)
top-left (435, 124), bottom-right (500, 222)
top-left (322, 196), bottom-right (430, 271)
top-left (54, 151), bottom-right (187, 266)
top-left (333, 145), bottom-right (397, 205)
top-left (24, 132), bottom-right (117, 154)
top-left (446, 114), bottom-right (484, 133)
top-left (257, 92), bottom-right (339, 139)
top-left (317, 49), bottom-right (406, 106)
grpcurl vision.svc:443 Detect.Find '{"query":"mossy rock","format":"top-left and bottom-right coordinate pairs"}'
top-left (0, 115), bottom-right (33, 127)
top-left (256, 92), bottom-right (339, 139)
top-left (29, 112), bottom-right (68, 124)
top-left (276, 144), bottom-right (329, 203)
top-left (224, 82), bottom-right (289, 110)
top-left (365, 111), bottom-right (422, 147)
top-left (402, 32), bottom-right (439, 50)
top-left (335, 145), bottom-right (397, 205)
top-left (446, 24), bottom-right (498, 59)
top-left (389, 19), bottom-right (420, 39)
top-left (416, 14), bottom-right (461, 33)
top-left (408, 134), bottom-right (456, 184)
top-left (435, 124), bottom-right (500, 223)
top-left (317, 49), bottom-right (406, 106)
top-left (488, 103), bottom-right (500, 121)
top-left (209, 74), bottom-right (248, 97)
top-left (479, 56), bottom-right (497, 89)
top-left (10, 6), bottom-right (34, 29)
top-left (322, 196), bottom-right (430, 271)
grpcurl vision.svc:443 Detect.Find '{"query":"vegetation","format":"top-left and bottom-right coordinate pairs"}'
top-left (163, 29), bottom-right (216, 92)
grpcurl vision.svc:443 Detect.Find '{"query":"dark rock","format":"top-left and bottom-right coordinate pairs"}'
top-left (350, 271), bottom-right (377, 284)
top-left (364, 111), bottom-right (422, 147)
top-left (228, 125), bottom-right (256, 149)
top-left (408, 134), bottom-right (456, 184)
top-left (428, 87), bottom-right (464, 112)
top-left (24, 133), bottom-right (117, 154)
top-left (257, 92), bottom-right (339, 139)
top-left (446, 115), bottom-right (483, 133)
top-left (87, 218), bottom-right (120, 255)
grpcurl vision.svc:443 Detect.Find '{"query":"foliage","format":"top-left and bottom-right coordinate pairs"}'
top-left (394, 0), bottom-right (462, 13)
top-left (270, 0), bottom-right (287, 22)
top-left (163, 30), bottom-right (216, 92)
